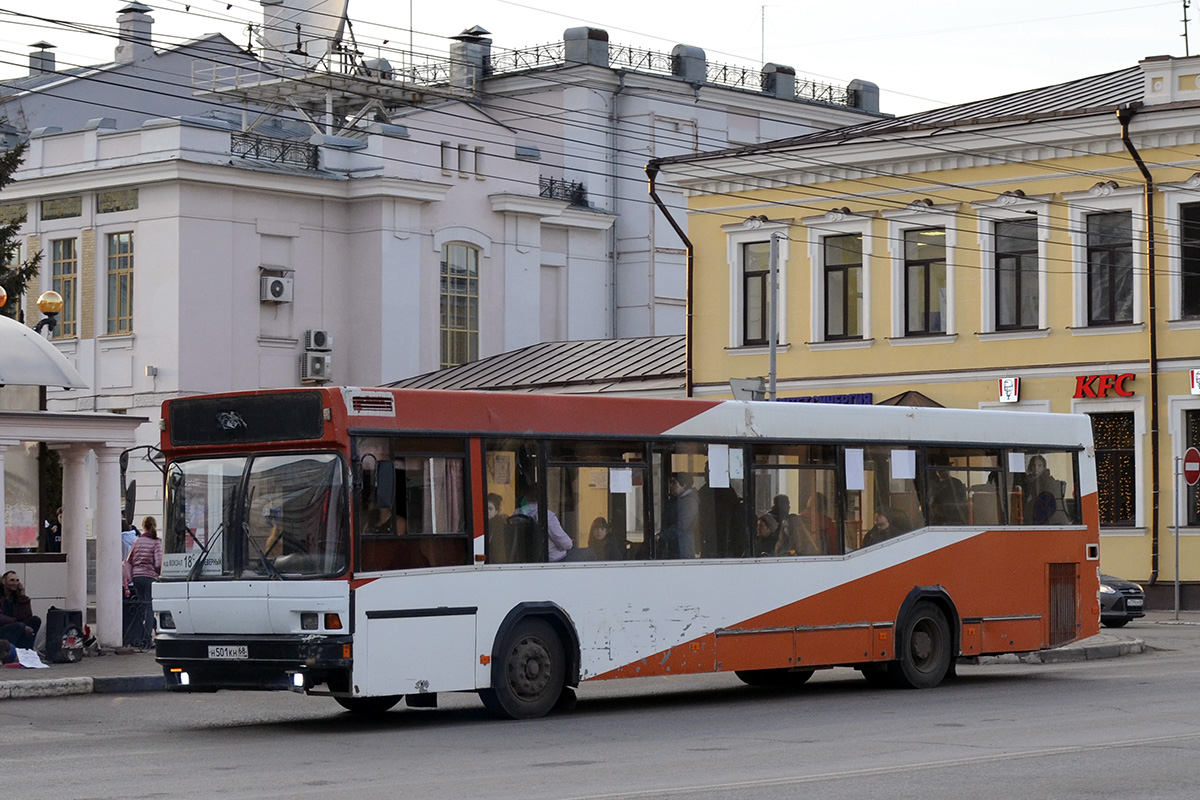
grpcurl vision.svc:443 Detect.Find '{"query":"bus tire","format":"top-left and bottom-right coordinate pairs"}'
top-left (481, 618), bottom-right (565, 720)
top-left (857, 664), bottom-right (891, 688)
top-left (888, 600), bottom-right (952, 689)
top-left (734, 668), bottom-right (814, 688)
top-left (335, 695), bottom-right (401, 714)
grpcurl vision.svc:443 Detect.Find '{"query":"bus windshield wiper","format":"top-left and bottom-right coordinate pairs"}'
top-left (187, 522), bottom-right (225, 581)
top-left (243, 521), bottom-right (283, 580)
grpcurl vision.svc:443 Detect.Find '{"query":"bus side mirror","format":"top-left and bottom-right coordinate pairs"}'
top-left (373, 461), bottom-right (395, 509)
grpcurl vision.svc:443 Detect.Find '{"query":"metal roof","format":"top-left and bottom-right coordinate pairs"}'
top-left (388, 335), bottom-right (685, 394)
top-left (658, 65), bottom-right (1145, 164)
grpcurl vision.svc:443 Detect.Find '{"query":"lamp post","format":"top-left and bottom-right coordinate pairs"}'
top-left (33, 290), bottom-right (63, 336)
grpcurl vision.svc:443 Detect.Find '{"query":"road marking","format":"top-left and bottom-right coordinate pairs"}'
top-left (561, 731), bottom-right (1200, 799)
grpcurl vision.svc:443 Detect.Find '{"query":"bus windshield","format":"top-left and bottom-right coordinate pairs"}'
top-left (162, 452), bottom-right (349, 579)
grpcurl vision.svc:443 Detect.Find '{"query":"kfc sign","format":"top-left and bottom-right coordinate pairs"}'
top-left (1073, 373), bottom-right (1134, 398)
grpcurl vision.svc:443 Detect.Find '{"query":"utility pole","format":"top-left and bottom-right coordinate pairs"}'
top-left (1185, 0), bottom-right (1192, 57)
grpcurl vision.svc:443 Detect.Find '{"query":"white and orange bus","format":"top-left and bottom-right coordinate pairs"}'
top-left (153, 387), bottom-right (1100, 718)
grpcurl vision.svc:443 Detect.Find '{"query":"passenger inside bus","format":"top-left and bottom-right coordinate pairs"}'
top-left (927, 457), bottom-right (968, 525)
top-left (658, 473), bottom-right (698, 559)
top-left (754, 513), bottom-right (780, 556)
top-left (862, 507), bottom-right (908, 547)
top-left (800, 492), bottom-right (838, 554)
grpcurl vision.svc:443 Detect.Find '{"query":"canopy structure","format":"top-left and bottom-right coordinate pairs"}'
top-left (0, 314), bottom-right (88, 388)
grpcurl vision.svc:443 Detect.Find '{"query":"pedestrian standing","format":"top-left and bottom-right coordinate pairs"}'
top-left (126, 517), bottom-right (162, 647)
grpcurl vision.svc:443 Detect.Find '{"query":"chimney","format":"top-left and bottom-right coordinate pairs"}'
top-left (564, 27), bottom-right (609, 68)
top-left (28, 41), bottom-right (55, 75)
top-left (114, 2), bottom-right (154, 63)
top-left (762, 63), bottom-right (795, 100)
top-left (449, 26), bottom-right (492, 96)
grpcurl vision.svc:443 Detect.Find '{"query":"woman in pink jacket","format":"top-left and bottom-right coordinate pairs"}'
top-left (127, 516), bottom-right (163, 647)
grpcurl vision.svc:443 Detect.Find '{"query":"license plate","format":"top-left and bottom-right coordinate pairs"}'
top-left (1127, 598), bottom-right (1144, 607)
top-left (207, 645), bottom-right (249, 660)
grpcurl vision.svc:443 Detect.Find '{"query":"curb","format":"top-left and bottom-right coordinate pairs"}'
top-left (0, 673), bottom-right (164, 700)
top-left (971, 637), bottom-right (1145, 666)
top-left (93, 675), bottom-right (166, 694)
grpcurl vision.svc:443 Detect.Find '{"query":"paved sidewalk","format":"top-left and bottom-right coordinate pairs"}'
top-left (4, 613), bottom-right (1179, 700)
top-left (0, 647), bottom-right (162, 699)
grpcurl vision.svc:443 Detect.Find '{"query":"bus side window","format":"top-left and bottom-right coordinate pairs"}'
top-left (1007, 449), bottom-right (1079, 525)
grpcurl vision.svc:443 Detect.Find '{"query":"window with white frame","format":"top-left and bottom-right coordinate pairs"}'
top-left (1065, 183), bottom-right (1142, 330)
top-left (1086, 211), bottom-right (1134, 326)
top-left (884, 203), bottom-right (958, 341)
top-left (723, 218), bottom-right (790, 350)
top-left (824, 234), bottom-right (863, 340)
top-left (904, 228), bottom-right (948, 335)
top-left (803, 209), bottom-right (873, 347)
top-left (440, 243), bottom-right (479, 368)
top-left (106, 231), bottom-right (134, 335)
top-left (51, 238), bottom-right (78, 339)
top-left (742, 241), bottom-right (770, 346)
top-left (994, 219), bottom-right (1039, 331)
top-left (974, 196), bottom-right (1050, 336)
top-left (1187, 409), bottom-right (1200, 526)
top-left (1090, 411), bottom-right (1136, 527)
top-left (1162, 178), bottom-right (1200, 323)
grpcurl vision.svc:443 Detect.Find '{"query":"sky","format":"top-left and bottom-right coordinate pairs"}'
top-left (0, 0), bottom-right (1194, 116)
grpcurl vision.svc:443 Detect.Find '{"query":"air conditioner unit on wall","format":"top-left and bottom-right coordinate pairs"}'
top-left (301, 352), bottom-right (332, 383)
top-left (260, 276), bottom-right (294, 303)
top-left (304, 329), bottom-right (333, 351)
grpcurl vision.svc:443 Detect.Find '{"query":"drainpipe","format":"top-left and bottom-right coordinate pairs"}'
top-left (645, 161), bottom-right (693, 397)
top-left (608, 72), bottom-right (626, 339)
top-left (1118, 101), bottom-right (1161, 586)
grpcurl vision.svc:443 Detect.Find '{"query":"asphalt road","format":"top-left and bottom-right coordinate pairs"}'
top-left (5, 618), bottom-right (1199, 800)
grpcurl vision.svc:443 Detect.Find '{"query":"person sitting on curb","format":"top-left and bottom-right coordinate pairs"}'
top-left (0, 571), bottom-right (40, 651)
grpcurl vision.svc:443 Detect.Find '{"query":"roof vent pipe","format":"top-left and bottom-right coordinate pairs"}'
top-left (848, 79), bottom-right (880, 113)
top-left (28, 41), bottom-right (55, 75)
top-left (114, 2), bottom-right (154, 63)
top-left (449, 25), bottom-right (492, 96)
top-left (564, 27), bottom-right (609, 68)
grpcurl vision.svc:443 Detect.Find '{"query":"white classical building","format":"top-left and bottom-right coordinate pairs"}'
top-left (1, 1), bottom-right (886, 525)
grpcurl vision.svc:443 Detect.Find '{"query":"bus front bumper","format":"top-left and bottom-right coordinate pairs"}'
top-left (155, 633), bottom-right (353, 693)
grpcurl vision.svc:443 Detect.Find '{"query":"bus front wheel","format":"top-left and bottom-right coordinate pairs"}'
top-left (481, 618), bottom-right (566, 720)
top-left (335, 695), bottom-right (401, 714)
top-left (888, 600), bottom-right (952, 689)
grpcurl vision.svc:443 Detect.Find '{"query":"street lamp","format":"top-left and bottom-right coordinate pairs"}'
top-left (33, 290), bottom-right (63, 336)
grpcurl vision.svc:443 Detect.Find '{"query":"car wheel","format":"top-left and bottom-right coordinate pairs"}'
top-left (887, 600), bottom-right (952, 689)
top-left (480, 618), bottom-right (566, 720)
top-left (734, 668), bottom-right (815, 688)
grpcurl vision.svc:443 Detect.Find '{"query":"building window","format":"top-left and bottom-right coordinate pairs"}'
top-left (51, 238), bottom-right (77, 338)
top-left (106, 232), bottom-right (134, 334)
top-left (904, 228), bottom-right (947, 335)
top-left (995, 219), bottom-right (1038, 330)
top-left (1086, 211), bottom-right (1133, 326)
top-left (1181, 203), bottom-right (1200, 319)
top-left (1091, 412), bottom-right (1135, 527)
top-left (440, 243), bottom-right (479, 369)
top-left (742, 241), bottom-right (770, 346)
top-left (824, 234), bottom-right (862, 340)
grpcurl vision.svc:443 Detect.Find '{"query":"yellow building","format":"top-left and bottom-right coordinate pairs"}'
top-left (655, 56), bottom-right (1200, 607)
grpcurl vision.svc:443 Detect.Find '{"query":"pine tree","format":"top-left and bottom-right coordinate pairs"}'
top-left (0, 143), bottom-right (42, 320)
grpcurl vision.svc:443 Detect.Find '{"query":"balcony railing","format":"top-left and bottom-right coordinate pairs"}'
top-left (539, 176), bottom-right (587, 207)
top-left (231, 133), bottom-right (318, 170)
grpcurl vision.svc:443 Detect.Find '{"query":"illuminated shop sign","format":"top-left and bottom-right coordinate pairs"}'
top-left (1073, 373), bottom-right (1134, 399)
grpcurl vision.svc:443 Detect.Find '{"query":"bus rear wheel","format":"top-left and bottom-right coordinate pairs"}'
top-left (335, 695), bottom-right (401, 714)
top-left (734, 668), bottom-right (815, 688)
top-left (480, 618), bottom-right (566, 720)
top-left (888, 600), bottom-right (952, 689)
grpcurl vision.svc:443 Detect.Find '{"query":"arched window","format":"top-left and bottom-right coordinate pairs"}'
top-left (440, 243), bottom-right (479, 368)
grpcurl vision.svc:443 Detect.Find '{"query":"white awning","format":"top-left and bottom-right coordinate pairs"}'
top-left (0, 315), bottom-right (88, 389)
